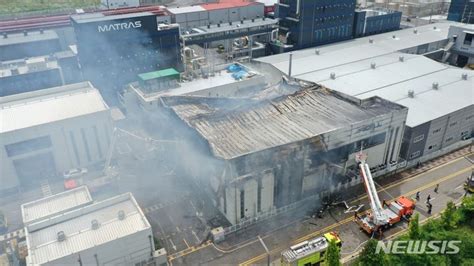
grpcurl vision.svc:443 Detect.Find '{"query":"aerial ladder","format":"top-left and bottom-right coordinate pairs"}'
top-left (354, 151), bottom-right (415, 236)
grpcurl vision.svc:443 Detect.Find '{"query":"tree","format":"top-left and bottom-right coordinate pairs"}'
top-left (441, 201), bottom-right (461, 229)
top-left (357, 239), bottom-right (386, 266)
top-left (408, 213), bottom-right (421, 239)
top-left (325, 238), bottom-right (341, 266)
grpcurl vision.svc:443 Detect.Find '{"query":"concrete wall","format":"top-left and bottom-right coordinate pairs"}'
top-left (0, 111), bottom-right (113, 192)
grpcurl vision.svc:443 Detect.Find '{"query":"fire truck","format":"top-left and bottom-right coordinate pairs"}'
top-left (281, 232), bottom-right (342, 266)
top-left (353, 152), bottom-right (415, 236)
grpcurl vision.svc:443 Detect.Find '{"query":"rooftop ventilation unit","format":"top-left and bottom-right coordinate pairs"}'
top-left (399, 56), bottom-right (405, 62)
top-left (408, 90), bottom-right (415, 98)
top-left (392, 35), bottom-right (396, 39)
top-left (413, 29), bottom-right (418, 34)
top-left (330, 72), bottom-right (336, 80)
top-left (433, 26), bottom-right (437, 30)
top-left (432, 82), bottom-right (439, 90)
top-left (370, 62), bottom-right (376, 69)
top-left (315, 49), bottom-right (320, 55)
top-left (57, 231), bottom-right (66, 242)
top-left (462, 73), bottom-right (468, 80)
top-left (118, 210), bottom-right (126, 220)
top-left (23, 30), bottom-right (28, 36)
top-left (369, 38), bottom-right (374, 43)
top-left (91, 219), bottom-right (100, 230)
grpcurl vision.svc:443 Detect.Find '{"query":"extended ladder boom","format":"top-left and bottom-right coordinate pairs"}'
top-left (356, 152), bottom-right (388, 225)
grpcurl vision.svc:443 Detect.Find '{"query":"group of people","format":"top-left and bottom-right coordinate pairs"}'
top-left (415, 183), bottom-right (439, 215)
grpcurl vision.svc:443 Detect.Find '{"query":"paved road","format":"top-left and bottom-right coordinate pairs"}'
top-left (170, 155), bottom-right (473, 265)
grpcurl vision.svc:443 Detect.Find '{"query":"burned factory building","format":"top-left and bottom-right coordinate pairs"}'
top-left (163, 86), bottom-right (408, 225)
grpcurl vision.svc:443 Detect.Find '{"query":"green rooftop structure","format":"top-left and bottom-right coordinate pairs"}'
top-left (138, 68), bottom-right (180, 82)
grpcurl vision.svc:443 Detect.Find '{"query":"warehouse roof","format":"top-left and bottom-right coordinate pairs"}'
top-left (0, 30), bottom-right (58, 46)
top-left (164, 87), bottom-right (404, 159)
top-left (71, 11), bottom-right (154, 23)
top-left (167, 5), bottom-right (205, 14)
top-left (26, 193), bottom-right (150, 265)
top-left (200, 0), bottom-right (261, 11)
top-left (0, 82), bottom-right (109, 134)
top-left (21, 186), bottom-right (92, 226)
top-left (256, 22), bottom-right (474, 127)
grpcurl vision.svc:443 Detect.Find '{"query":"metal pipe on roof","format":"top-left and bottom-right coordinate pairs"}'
top-left (288, 53), bottom-right (293, 78)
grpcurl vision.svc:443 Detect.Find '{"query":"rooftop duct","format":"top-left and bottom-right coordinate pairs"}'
top-left (462, 73), bottom-right (468, 80)
top-left (57, 231), bottom-right (66, 242)
top-left (315, 49), bottom-right (320, 55)
top-left (118, 210), bottom-right (126, 220)
top-left (369, 38), bottom-right (374, 43)
top-left (370, 62), bottom-right (376, 69)
top-left (91, 219), bottom-right (100, 230)
top-left (408, 90), bottom-right (415, 98)
top-left (413, 29), bottom-right (418, 34)
top-left (399, 56), bottom-right (405, 62)
top-left (432, 82), bottom-right (439, 90)
top-left (330, 72), bottom-right (336, 80)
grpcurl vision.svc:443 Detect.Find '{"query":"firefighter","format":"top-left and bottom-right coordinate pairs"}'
top-left (415, 191), bottom-right (420, 201)
top-left (434, 183), bottom-right (439, 193)
top-left (426, 194), bottom-right (431, 204)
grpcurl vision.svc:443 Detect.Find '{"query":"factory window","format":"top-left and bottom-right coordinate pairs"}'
top-left (463, 33), bottom-right (473, 46)
top-left (81, 128), bottom-right (92, 162)
top-left (240, 189), bottom-right (245, 219)
top-left (413, 134), bottom-right (424, 143)
top-left (410, 151), bottom-right (420, 159)
top-left (449, 122), bottom-right (458, 127)
top-left (69, 132), bottom-right (81, 165)
top-left (5, 136), bottom-right (52, 157)
top-left (432, 128), bottom-right (441, 134)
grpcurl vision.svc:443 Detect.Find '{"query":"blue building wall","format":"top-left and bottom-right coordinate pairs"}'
top-left (354, 10), bottom-right (402, 38)
top-left (276, 0), bottom-right (356, 49)
top-left (448, 0), bottom-right (474, 24)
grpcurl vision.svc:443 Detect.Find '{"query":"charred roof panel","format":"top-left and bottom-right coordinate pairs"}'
top-left (164, 87), bottom-right (404, 160)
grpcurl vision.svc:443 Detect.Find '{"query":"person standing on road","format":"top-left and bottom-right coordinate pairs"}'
top-left (427, 203), bottom-right (432, 214)
top-left (434, 184), bottom-right (439, 193)
top-left (416, 191), bottom-right (420, 201)
top-left (426, 194), bottom-right (431, 204)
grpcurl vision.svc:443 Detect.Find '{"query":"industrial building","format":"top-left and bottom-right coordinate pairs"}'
top-left (163, 87), bottom-right (407, 224)
top-left (447, 25), bottom-right (474, 66)
top-left (448, 0), bottom-right (474, 24)
top-left (0, 82), bottom-right (113, 194)
top-left (23, 190), bottom-right (157, 265)
top-left (273, 0), bottom-right (357, 52)
top-left (71, 10), bottom-right (181, 101)
top-left (353, 8), bottom-right (402, 38)
top-left (257, 22), bottom-right (474, 168)
top-left (120, 63), bottom-right (267, 113)
top-left (0, 30), bottom-right (61, 61)
top-left (167, 1), bottom-right (265, 31)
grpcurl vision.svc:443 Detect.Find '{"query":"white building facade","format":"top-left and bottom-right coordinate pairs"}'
top-left (0, 82), bottom-right (113, 193)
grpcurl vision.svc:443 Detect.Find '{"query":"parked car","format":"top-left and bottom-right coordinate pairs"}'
top-left (63, 168), bottom-right (88, 179)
